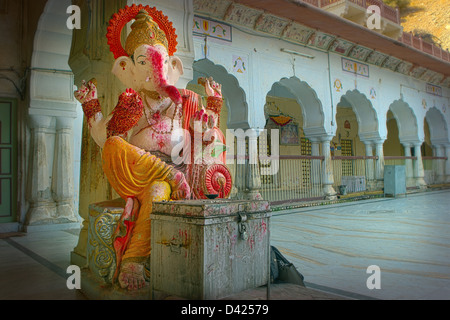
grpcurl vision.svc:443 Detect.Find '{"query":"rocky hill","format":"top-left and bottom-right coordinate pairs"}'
top-left (398, 0), bottom-right (450, 50)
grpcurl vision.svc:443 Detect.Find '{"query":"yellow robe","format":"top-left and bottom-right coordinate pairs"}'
top-left (102, 136), bottom-right (173, 269)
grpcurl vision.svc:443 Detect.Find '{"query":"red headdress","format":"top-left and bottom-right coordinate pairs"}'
top-left (106, 4), bottom-right (178, 59)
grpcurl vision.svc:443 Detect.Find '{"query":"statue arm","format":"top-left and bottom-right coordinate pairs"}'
top-left (106, 89), bottom-right (143, 139)
top-left (76, 81), bottom-right (144, 147)
top-left (75, 80), bottom-right (109, 147)
top-left (198, 77), bottom-right (223, 128)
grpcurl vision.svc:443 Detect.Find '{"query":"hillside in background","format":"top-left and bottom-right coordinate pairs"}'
top-left (384, 0), bottom-right (450, 50)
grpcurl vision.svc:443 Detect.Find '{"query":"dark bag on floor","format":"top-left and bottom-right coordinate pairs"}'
top-left (270, 246), bottom-right (305, 287)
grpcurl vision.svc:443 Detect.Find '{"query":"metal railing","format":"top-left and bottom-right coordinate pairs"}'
top-left (260, 155), bottom-right (325, 204)
top-left (400, 32), bottom-right (450, 62)
top-left (422, 156), bottom-right (448, 185)
top-left (384, 155), bottom-right (417, 166)
top-left (303, 0), bottom-right (400, 24)
top-left (228, 152), bottom-right (446, 202)
top-left (332, 156), bottom-right (377, 192)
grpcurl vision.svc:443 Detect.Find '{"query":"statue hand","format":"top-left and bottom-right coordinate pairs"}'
top-left (190, 109), bottom-right (215, 133)
top-left (199, 77), bottom-right (222, 98)
top-left (74, 79), bottom-right (97, 104)
top-left (106, 88), bottom-right (144, 138)
top-left (170, 171), bottom-right (191, 200)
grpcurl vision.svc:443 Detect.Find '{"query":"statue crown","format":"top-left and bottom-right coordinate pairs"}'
top-left (107, 4), bottom-right (178, 59)
top-left (125, 10), bottom-right (169, 56)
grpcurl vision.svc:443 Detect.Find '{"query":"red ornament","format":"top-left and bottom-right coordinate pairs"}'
top-left (200, 164), bottom-right (232, 199)
top-left (106, 4), bottom-right (178, 59)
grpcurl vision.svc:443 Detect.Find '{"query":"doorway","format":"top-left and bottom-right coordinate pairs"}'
top-left (0, 98), bottom-right (17, 223)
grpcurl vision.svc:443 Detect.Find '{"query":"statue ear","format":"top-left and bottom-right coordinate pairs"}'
top-left (112, 56), bottom-right (135, 88)
top-left (167, 56), bottom-right (184, 86)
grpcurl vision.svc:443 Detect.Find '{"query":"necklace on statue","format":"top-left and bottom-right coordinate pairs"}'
top-left (144, 103), bottom-right (179, 134)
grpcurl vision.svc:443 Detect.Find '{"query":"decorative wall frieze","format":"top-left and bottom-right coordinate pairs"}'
top-left (194, 0), bottom-right (232, 19)
top-left (349, 45), bottom-right (373, 61)
top-left (193, 0), bottom-right (450, 88)
top-left (382, 56), bottom-right (402, 72)
top-left (254, 13), bottom-right (289, 37)
top-left (282, 22), bottom-right (315, 44)
top-left (409, 66), bottom-right (427, 79)
top-left (366, 51), bottom-right (389, 66)
top-left (396, 61), bottom-right (413, 75)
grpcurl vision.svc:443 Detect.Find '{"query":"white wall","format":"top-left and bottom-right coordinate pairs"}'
top-left (191, 22), bottom-right (450, 145)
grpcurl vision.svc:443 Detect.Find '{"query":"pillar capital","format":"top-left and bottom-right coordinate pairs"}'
top-left (55, 116), bottom-right (75, 130)
top-left (28, 114), bottom-right (53, 130)
top-left (319, 135), bottom-right (334, 143)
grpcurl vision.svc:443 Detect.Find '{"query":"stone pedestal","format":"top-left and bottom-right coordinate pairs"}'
top-left (80, 198), bottom-right (153, 300)
top-left (79, 198), bottom-right (271, 300)
top-left (150, 199), bottom-right (271, 300)
top-left (85, 199), bottom-right (125, 284)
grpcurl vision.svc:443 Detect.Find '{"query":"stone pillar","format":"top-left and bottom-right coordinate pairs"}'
top-left (364, 142), bottom-right (376, 191)
top-left (69, 0), bottom-right (126, 267)
top-left (413, 143), bottom-right (427, 189)
top-left (52, 117), bottom-right (78, 223)
top-left (374, 140), bottom-right (385, 190)
top-left (234, 134), bottom-right (247, 199)
top-left (310, 138), bottom-right (321, 192)
top-left (403, 143), bottom-right (415, 188)
top-left (434, 145), bottom-right (445, 184)
top-left (245, 129), bottom-right (262, 200)
top-left (321, 136), bottom-right (336, 200)
top-left (26, 115), bottom-right (56, 225)
top-left (445, 144), bottom-right (450, 183)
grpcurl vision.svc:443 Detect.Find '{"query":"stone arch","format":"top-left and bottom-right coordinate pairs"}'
top-left (388, 99), bottom-right (420, 144)
top-left (425, 107), bottom-right (449, 145)
top-left (339, 89), bottom-right (380, 142)
top-left (26, 0), bottom-right (80, 226)
top-left (267, 76), bottom-right (326, 137)
top-left (190, 58), bottom-right (249, 130)
top-left (30, 0), bottom-right (75, 115)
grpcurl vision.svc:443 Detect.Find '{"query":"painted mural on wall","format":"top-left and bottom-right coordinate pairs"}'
top-left (280, 122), bottom-right (299, 146)
top-left (342, 58), bottom-right (370, 78)
top-left (193, 16), bottom-right (232, 42)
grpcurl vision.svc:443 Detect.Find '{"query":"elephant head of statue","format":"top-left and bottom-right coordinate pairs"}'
top-left (107, 5), bottom-right (184, 104)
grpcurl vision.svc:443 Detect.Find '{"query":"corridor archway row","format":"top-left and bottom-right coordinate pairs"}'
top-left (189, 59), bottom-right (449, 202)
top-left (191, 59), bottom-right (448, 153)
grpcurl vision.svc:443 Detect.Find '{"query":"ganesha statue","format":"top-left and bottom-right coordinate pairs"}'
top-left (74, 5), bottom-right (232, 291)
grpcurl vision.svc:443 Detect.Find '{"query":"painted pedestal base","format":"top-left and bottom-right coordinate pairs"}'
top-left (79, 198), bottom-right (271, 300)
top-left (151, 199), bottom-right (271, 300)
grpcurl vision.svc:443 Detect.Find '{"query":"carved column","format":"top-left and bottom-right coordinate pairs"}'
top-left (26, 115), bottom-right (56, 225)
top-left (233, 134), bottom-right (247, 199)
top-left (413, 143), bottom-right (427, 189)
top-left (445, 144), bottom-right (450, 183)
top-left (364, 142), bottom-right (376, 191)
top-left (321, 136), bottom-right (337, 200)
top-left (245, 129), bottom-right (262, 200)
top-left (310, 138), bottom-right (321, 193)
top-left (69, 0), bottom-right (126, 267)
top-left (403, 143), bottom-right (415, 188)
top-left (52, 116), bottom-right (77, 222)
top-left (434, 145), bottom-right (445, 184)
top-left (374, 140), bottom-right (385, 190)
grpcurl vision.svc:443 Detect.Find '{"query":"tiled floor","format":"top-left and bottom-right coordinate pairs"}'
top-left (1, 189), bottom-right (449, 300)
top-left (271, 189), bottom-right (450, 300)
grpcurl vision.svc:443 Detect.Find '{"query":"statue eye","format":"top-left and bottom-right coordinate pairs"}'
top-left (138, 60), bottom-right (146, 65)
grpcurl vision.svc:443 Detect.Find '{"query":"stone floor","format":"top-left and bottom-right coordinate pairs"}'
top-left (270, 188), bottom-right (450, 300)
top-left (1, 188), bottom-right (449, 300)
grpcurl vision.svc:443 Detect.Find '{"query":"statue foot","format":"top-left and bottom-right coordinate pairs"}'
top-left (118, 262), bottom-right (146, 291)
